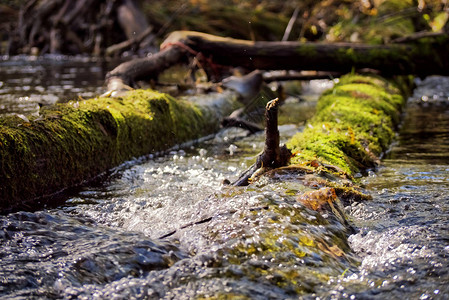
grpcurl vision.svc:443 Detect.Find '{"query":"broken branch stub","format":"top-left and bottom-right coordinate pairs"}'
top-left (232, 98), bottom-right (291, 186)
top-left (261, 98), bottom-right (291, 169)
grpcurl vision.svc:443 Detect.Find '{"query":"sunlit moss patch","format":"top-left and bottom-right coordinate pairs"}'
top-left (287, 74), bottom-right (407, 176)
top-left (0, 90), bottom-right (238, 210)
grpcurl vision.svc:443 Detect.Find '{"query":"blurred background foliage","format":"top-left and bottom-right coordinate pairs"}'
top-left (0, 0), bottom-right (448, 56)
top-left (141, 0), bottom-right (448, 44)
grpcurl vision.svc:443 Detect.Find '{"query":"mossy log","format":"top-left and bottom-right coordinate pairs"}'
top-left (240, 75), bottom-right (410, 291)
top-left (0, 90), bottom-right (240, 212)
top-left (233, 73), bottom-right (408, 202)
top-left (106, 30), bottom-right (449, 91)
top-left (286, 74), bottom-right (408, 178)
top-left (154, 75), bottom-right (411, 297)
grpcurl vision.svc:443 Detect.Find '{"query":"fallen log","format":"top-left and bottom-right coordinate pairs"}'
top-left (147, 74), bottom-right (411, 298)
top-left (0, 90), bottom-right (241, 212)
top-left (279, 73), bottom-right (410, 181)
top-left (106, 30), bottom-right (449, 91)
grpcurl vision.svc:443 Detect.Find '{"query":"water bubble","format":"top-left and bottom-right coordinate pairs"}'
top-left (227, 166), bottom-right (237, 172)
top-left (199, 148), bottom-right (207, 157)
top-left (228, 144), bottom-right (238, 156)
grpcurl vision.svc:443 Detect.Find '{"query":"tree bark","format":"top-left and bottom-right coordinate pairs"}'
top-left (232, 98), bottom-right (291, 186)
top-left (106, 30), bottom-right (449, 91)
top-left (0, 90), bottom-right (240, 213)
top-left (105, 47), bottom-right (186, 91)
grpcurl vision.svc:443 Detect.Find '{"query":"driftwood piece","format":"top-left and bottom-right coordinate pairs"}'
top-left (262, 71), bottom-right (342, 83)
top-left (106, 30), bottom-right (449, 92)
top-left (391, 30), bottom-right (447, 43)
top-left (105, 47), bottom-right (186, 92)
top-left (260, 98), bottom-right (291, 169)
top-left (105, 26), bottom-right (154, 56)
top-left (221, 115), bottom-right (263, 134)
top-left (179, 31), bottom-right (449, 75)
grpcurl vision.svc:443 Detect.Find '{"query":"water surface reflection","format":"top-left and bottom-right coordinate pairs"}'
top-left (0, 55), bottom-right (120, 116)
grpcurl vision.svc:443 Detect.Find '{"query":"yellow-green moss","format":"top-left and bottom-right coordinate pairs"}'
top-left (218, 201), bottom-right (355, 295)
top-left (287, 74), bottom-right (407, 175)
top-left (0, 89), bottom-right (239, 211)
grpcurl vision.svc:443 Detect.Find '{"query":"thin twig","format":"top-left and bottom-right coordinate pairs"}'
top-left (282, 7), bottom-right (300, 41)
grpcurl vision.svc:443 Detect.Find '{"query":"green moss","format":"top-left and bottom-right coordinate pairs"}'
top-left (200, 74), bottom-right (409, 295)
top-left (217, 200), bottom-right (355, 295)
top-left (0, 89), bottom-right (238, 211)
top-left (287, 74), bottom-right (406, 176)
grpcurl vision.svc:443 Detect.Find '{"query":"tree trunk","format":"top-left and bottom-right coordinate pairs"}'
top-left (106, 30), bottom-right (449, 90)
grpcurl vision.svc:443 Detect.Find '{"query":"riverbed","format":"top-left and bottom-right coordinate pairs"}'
top-left (0, 57), bottom-right (448, 299)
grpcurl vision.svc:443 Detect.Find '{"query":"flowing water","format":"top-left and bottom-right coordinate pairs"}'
top-left (0, 55), bottom-right (120, 116)
top-left (0, 60), bottom-right (448, 299)
top-left (340, 77), bottom-right (449, 299)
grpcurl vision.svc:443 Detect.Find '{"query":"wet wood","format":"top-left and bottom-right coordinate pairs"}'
top-left (105, 26), bottom-right (154, 57)
top-left (260, 98), bottom-right (292, 169)
top-left (105, 47), bottom-right (186, 91)
top-left (233, 98), bottom-right (291, 186)
top-left (106, 30), bottom-right (449, 91)
top-left (176, 31), bottom-right (449, 76)
top-left (221, 116), bottom-right (263, 134)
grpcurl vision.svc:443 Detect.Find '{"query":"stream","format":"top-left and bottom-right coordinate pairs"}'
top-left (0, 57), bottom-right (448, 299)
top-left (0, 55), bottom-right (119, 116)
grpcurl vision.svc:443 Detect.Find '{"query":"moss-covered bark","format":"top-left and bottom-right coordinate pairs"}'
top-left (287, 74), bottom-right (409, 176)
top-left (0, 90), bottom-right (239, 211)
